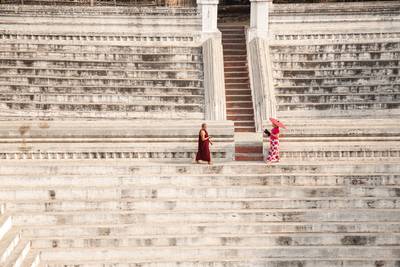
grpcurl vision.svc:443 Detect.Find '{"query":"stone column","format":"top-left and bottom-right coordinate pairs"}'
top-left (248, 0), bottom-right (271, 41)
top-left (197, 0), bottom-right (226, 121)
top-left (197, 0), bottom-right (219, 33)
top-left (247, 0), bottom-right (276, 132)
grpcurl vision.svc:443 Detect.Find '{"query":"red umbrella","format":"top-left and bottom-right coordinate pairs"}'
top-left (269, 117), bottom-right (287, 129)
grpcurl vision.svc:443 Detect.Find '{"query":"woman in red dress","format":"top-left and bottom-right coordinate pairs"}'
top-left (196, 123), bottom-right (213, 164)
top-left (265, 118), bottom-right (286, 164)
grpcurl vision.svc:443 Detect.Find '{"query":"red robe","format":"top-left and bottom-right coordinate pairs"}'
top-left (196, 129), bottom-right (210, 162)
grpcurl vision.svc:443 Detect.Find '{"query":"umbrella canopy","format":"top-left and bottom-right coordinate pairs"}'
top-left (269, 117), bottom-right (287, 129)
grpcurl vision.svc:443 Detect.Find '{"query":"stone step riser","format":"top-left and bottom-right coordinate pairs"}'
top-left (13, 210), bottom-right (400, 226)
top-left (0, 85), bottom-right (204, 95)
top-left (3, 175), bottom-right (397, 187)
top-left (0, 60), bottom-right (203, 70)
top-left (7, 199), bottom-right (400, 212)
top-left (271, 52), bottom-right (400, 61)
top-left (277, 103), bottom-right (400, 111)
top-left (0, 45), bottom-right (202, 54)
top-left (0, 69), bottom-right (203, 80)
top-left (276, 94), bottom-right (400, 103)
top-left (21, 223), bottom-right (400, 238)
top-left (0, 52), bottom-right (202, 62)
top-left (28, 234), bottom-right (400, 249)
top-left (0, 77), bottom-right (203, 88)
top-left (0, 163), bottom-right (398, 176)
top-left (275, 87), bottom-right (399, 95)
top-left (3, 186), bottom-right (400, 200)
top-left (38, 247), bottom-right (400, 261)
top-left (0, 103), bottom-right (204, 113)
top-left (227, 115), bottom-right (254, 121)
top-left (274, 62), bottom-right (400, 70)
top-left (226, 102), bottom-right (253, 109)
top-left (0, 112), bottom-right (204, 120)
top-left (270, 42), bottom-right (400, 52)
top-left (273, 69), bottom-right (400, 78)
top-left (41, 260), bottom-right (400, 267)
top-left (277, 109), bottom-right (400, 118)
top-left (0, 95), bottom-right (204, 105)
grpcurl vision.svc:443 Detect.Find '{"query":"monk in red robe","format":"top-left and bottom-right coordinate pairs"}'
top-left (196, 123), bottom-right (212, 164)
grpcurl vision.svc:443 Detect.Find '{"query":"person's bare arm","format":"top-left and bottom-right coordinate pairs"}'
top-left (200, 130), bottom-right (213, 144)
top-left (200, 130), bottom-right (208, 141)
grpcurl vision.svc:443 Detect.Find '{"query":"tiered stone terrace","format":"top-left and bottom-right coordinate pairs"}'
top-left (0, 4), bottom-right (236, 162)
top-left (270, 40), bottom-right (400, 118)
top-left (0, 1), bottom-right (399, 267)
top-left (1, 160), bottom-right (400, 267)
top-left (268, 1), bottom-right (400, 119)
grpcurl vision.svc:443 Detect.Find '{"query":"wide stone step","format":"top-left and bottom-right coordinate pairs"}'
top-left (226, 102), bottom-right (253, 109)
top-left (276, 93), bottom-right (400, 104)
top-left (0, 101), bottom-right (203, 113)
top-left (0, 59), bottom-right (203, 71)
top-left (0, 51), bottom-right (201, 62)
top-left (273, 67), bottom-right (399, 78)
top-left (0, 161), bottom-right (398, 176)
top-left (7, 198), bottom-right (400, 212)
top-left (3, 185), bottom-right (399, 201)
top-left (277, 101), bottom-right (400, 112)
top-left (0, 76), bottom-right (203, 88)
top-left (41, 259), bottom-right (400, 267)
top-left (2, 173), bottom-right (399, 187)
top-left (0, 94), bottom-right (204, 105)
top-left (227, 108), bottom-right (254, 115)
top-left (0, 84), bottom-right (204, 95)
top-left (270, 42), bottom-right (400, 53)
top-left (273, 60), bottom-right (400, 70)
top-left (275, 84), bottom-right (400, 94)
top-left (12, 210), bottom-right (400, 226)
top-left (0, 44), bottom-right (201, 54)
top-left (37, 246), bottom-right (400, 261)
top-left (271, 53), bottom-right (400, 63)
top-left (274, 75), bottom-right (399, 85)
top-left (27, 233), bottom-right (400, 249)
top-left (21, 222), bottom-right (400, 238)
top-left (0, 68), bottom-right (203, 80)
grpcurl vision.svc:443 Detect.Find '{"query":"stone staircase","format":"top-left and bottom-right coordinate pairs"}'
top-left (0, 5), bottom-right (203, 121)
top-left (0, 34), bottom-right (204, 120)
top-left (269, 40), bottom-right (400, 119)
top-left (220, 25), bottom-right (262, 161)
top-left (0, 160), bottom-right (399, 266)
top-left (0, 203), bottom-right (41, 267)
top-left (220, 25), bottom-right (255, 133)
top-left (0, 5), bottom-right (236, 162)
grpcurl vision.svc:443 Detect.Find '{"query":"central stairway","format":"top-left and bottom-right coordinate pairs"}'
top-left (1, 160), bottom-right (400, 266)
top-left (220, 24), bottom-right (263, 161)
top-left (220, 25), bottom-right (255, 133)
